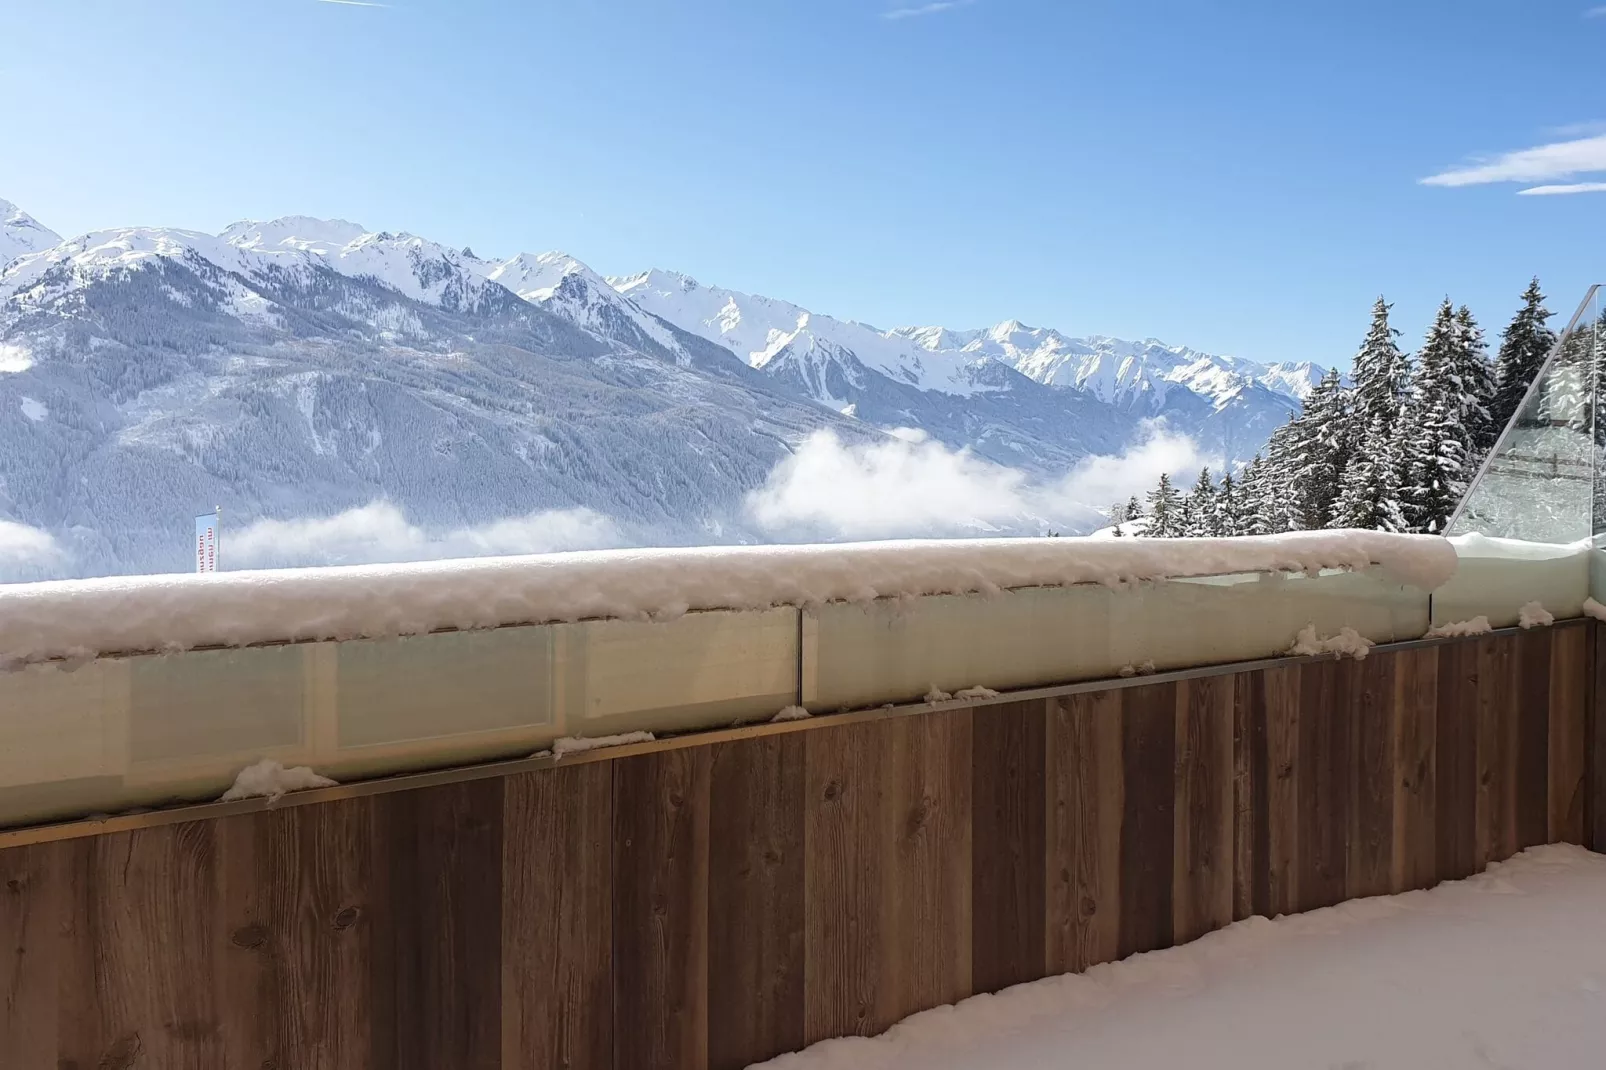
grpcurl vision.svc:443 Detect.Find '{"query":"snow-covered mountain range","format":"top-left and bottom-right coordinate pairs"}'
top-left (0, 198), bottom-right (1323, 578)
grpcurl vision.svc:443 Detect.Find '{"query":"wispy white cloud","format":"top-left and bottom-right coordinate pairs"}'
top-left (229, 502), bottom-right (619, 568)
top-left (1517, 182), bottom-right (1606, 196)
top-left (1421, 132), bottom-right (1606, 187)
top-left (745, 424), bottom-right (1208, 540)
top-left (316, 0), bottom-right (389, 7)
top-left (1586, 5), bottom-right (1606, 17)
top-left (884, 0), bottom-right (976, 21)
top-left (0, 519), bottom-right (64, 580)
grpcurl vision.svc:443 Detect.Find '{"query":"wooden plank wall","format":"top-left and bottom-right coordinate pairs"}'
top-left (0, 622), bottom-right (1597, 1070)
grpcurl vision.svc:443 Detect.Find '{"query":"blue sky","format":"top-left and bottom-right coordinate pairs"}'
top-left (2, 0), bottom-right (1603, 367)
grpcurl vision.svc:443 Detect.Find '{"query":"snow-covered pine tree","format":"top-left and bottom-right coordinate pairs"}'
top-left (1287, 369), bottom-right (1350, 529)
top-left (1215, 471), bottom-right (1241, 536)
top-left (1126, 495), bottom-right (1143, 525)
top-left (1238, 453), bottom-right (1274, 535)
top-left (1258, 417), bottom-right (1299, 532)
top-left (1334, 412), bottom-right (1405, 530)
top-left (1146, 472), bottom-right (1183, 537)
top-left (1332, 298), bottom-right (1410, 530)
top-left (1488, 278), bottom-right (1556, 445)
top-left (1454, 305), bottom-right (1497, 467)
top-left (1399, 300), bottom-right (1462, 533)
top-left (1183, 467), bottom-right (1218, 536)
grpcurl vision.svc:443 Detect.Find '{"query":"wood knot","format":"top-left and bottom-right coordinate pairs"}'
top-left (332, 906), bottom-right (360, 931)
top-left (1081, 896), bottom-right (1098, 917)
top-left (231, 924), bottom-right (268, 950)
top-left (5, 878), bottom-right (20, 894)
top-left (823, 779), bottom-right (842, 802)
top-left (100, 1032), bottom-right (144, 1070)
top-left (668, 791), bottom-right (685, 809)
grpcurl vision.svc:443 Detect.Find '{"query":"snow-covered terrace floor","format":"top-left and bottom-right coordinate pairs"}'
top-left (758, 846), bottom-right (1606, 1070)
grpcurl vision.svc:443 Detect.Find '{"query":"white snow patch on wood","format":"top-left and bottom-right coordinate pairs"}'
top-left (0, 530), bottom-right (1456, 669)
top-left (771, 706), bottom-right (813, 723)
top-left (751, 841), bottom-right (1606, 1066)
top-left (1584, 597), bottom-right (1606, 622)
top-left (1518, 601), bottom-right (1555, 629)
top-left (1286, 624), bottom-right (1374, 660)
top-left (752, 845), bottom-right (1606, 1070)
top-left (550, 732), bottom-right (655, 760)
top-left (219, 758), bottom-right (337, 802)
top-left (953, 686), bottom-right (1000, 700)
top-left (924, 687), bottom-right (954, 704)
top-left (1118, 659), bottom-right (1157, 678)
top-left (1425, 615), bottom-right (1493, 639)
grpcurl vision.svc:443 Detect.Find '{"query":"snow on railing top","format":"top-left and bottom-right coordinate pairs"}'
top-left (0, 530), bottom-right (1456, 669)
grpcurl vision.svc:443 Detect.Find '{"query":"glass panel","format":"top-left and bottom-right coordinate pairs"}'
top-left (1450, 286), bottom-right (1602, 543)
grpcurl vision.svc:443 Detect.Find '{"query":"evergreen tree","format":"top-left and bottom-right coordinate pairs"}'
top-left (1286, 369), bottom-right (1350, 529)
top-left (1183, 467), bottom-right (1218, 536)
top-left (1454, 305), bottom-right (1497, 464)
top-left (1126, 495), bottom-right (1143, 524)
top-left (1146, 472), bottom-right (1183, 537)
top-left (1215, 471), bottom-right (1242, 536)
top-left (1238, 454), bottom-right (1274, 536)
top-left (1488, 278), bottom-right (1556, 444)
top-left (1333, 411), bottom-right (1405, 530)
top-left (1350, 297), bottom-right (1411, 442)
top-left (1333, 298), bottom-right (1410, 530)
top-left (1399, 300), bottom-right (1463, 533)
top-left (1109, 500), bottom-right (1127, 537)
top-left (1259, 417), bottom-right (1299, 532)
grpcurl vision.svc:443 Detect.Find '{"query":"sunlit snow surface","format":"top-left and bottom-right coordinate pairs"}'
top-left (757, 845), bottom-right (1606, 1070)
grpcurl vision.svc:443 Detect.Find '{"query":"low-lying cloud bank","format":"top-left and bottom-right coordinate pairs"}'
top-left (0, 519), bottom-right (64, 580)
top-left (745, 425), bottom-right (1210, 541)
top-left (227, 502), bottom-right (622, 568)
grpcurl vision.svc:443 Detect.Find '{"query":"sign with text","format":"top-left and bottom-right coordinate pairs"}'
top-left (195, 513), bottom-right (219, 574)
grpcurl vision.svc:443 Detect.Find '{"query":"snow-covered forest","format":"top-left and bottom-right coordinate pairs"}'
top-left (1116, 280), bottom-right (1562, 538)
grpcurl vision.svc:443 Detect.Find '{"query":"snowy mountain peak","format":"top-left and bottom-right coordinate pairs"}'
top-left (482, 250), bottom-right (608, 302)
top-left (0, 199), bottom-right (62, 267)
top-left (220, 216), bottom-right (369, 254)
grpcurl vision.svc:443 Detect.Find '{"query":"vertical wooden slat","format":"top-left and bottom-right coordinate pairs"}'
top-left (613, 749), bottom-right (712, 1070)
top-left (1232, 671), bottom-right (1267, 921)
top-left (1474, 634), bottom-right (1517, 869)
top-left (803, 711), bottom-right (971, 1043)
top-left (971, 700), bottom-right (1046, 995)
top-left (1348, 653), bottom-right (1396, 900)
top-left (502, 763), bottom-right (613, 1070)
top-left (0, 843), bottom-right (60, 1068)
top-left (804, 719), bottom-right (884, 1044)
top-left (882, 708), bottom-right (973, 1025)
top-left (1297, 659), bottom-right (1350, 911)
top-left (57, 824), bottom-right (224, 1070)
top-left (1391, 646), bottom-right (1438, 893)
top-left (707, 734), bottom-right (806, 1070)
top-left (1173, 675), bottom-right (1233, 944)
top-left (1118, 682), bottom-right (1175, 959)
top-left (1262, 665), bottom-right (1301, 916)
top-left (1548, 624), bottom-right (1588, 845)
top-left (215, 799), bottom-right (379, 1070)
top-left (1435, 640), bottom-right (1478, 882)
top-left (1515, 629), bottom-right (1553, 850)
top-left (383, 780), bottom-right (504, 1070)
top-left (1586, 616), bottom-right (1599, 848)
top-left (1045, 691), bottom-right (1122, 975)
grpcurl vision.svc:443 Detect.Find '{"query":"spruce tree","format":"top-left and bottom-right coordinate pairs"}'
top-left (1215, 471), bottom-right (1241, 536)
top-left (1333, 298), bottom-right (1410, 530)
top-left (1399, 300), bottom-right (1462, 533)
top-left (1287, 369), bottom-right (1350, 529)
top-left (1184, 467), bottom-right (1218, 536)
top-left (1488, 278), bottom-right (1556, 444)
top-left (1454, 305), bottom-right (1497, 465)
top-left (1126, 495), bottom-right (1143, 526)
top-left (1146, 472), bottom-right (1183, 537)
top-left (1259, 417), bottom-right (1299, 532)
top-left (1238, 454), bottom-right (1274, 535)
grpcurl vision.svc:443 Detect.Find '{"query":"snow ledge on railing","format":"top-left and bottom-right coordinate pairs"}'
top-left (0, 530), bottom-right (1456, 669)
